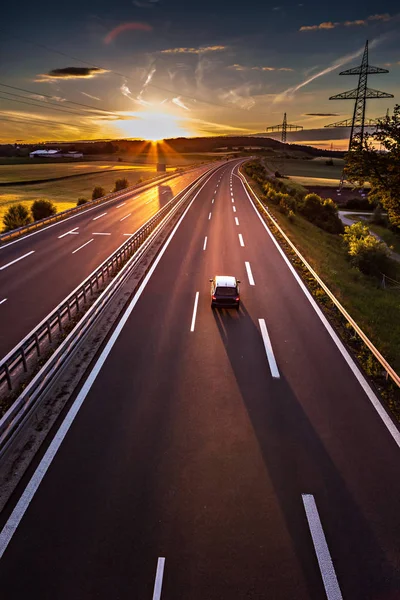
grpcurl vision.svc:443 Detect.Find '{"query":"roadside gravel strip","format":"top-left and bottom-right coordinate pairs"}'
top-left (0, 163), bottom-right (228, 515)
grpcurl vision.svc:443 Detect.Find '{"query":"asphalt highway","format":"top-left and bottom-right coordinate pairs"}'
top-left (0, 164), bottom-right (213, 358)
top-left (0, 161), bottom-right (399, 599)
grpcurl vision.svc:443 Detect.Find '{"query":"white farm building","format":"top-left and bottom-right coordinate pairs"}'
top-left (29, 149), bottom-right (83, 159)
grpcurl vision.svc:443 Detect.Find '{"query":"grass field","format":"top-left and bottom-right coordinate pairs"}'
top-left (0, 162), bottom-right (140, 183)
top-left (0, 166), bottom-right (174, 224)
top-left (245, 174), bottom-right (400, 374)
top-left (264, 156), bottom-right (344, 184)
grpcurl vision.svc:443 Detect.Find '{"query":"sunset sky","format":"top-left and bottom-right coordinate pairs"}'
top-left (1, 0), bottom-right (399, 149)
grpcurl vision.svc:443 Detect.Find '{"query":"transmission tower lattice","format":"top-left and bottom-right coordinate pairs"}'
top-left (327, 40), bottom-right (393, 189)
top-left (265, 113), bottom-right (303, 143)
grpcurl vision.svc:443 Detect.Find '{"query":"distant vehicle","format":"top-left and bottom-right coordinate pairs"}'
top-left (210, 275), bottom-right (240, 309)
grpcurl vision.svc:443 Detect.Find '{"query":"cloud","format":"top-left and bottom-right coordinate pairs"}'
top-left (161, 45), bottom-right (227, 54)
top-left (305, 113), bottom-right (339, 116)
top-left (274, 44), bottom-right (367, 102)
top-left (219, 88), bottom-right (256, 110)
top-left (300, 21), bottom-right (338, 31)
top-left (300, 13), bottom-right (394, 31)
top-left (172, 96), bottom-right (190, 110)
top-left (104, 22), bottom-right (153, 44)
top-left (344, 19), bottom-right (366, 26)
top-left (368, 13), bottom-right (392, 21)
top-left (229, 64), bottom-right (293, 72)
top-left (81, 92), bottom-right (102, 101)
top-left (35, 67), bottom-right (108, 82)
top-left (121, 82), bottom-right (151, 106)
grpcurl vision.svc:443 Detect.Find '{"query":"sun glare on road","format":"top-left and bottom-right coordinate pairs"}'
top-left (114, 110), bottom-right (192, 142)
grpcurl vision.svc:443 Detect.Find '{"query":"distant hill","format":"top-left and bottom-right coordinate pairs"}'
top-left (0, 136), bottom-right (345, 158)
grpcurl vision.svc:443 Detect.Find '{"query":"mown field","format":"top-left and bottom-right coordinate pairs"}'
top-left (0, 165), bottom-right (174, 224)
top-left (264, 156), bottom-right (345, 187)
top-left (0, 162), bottom-right (140, 183)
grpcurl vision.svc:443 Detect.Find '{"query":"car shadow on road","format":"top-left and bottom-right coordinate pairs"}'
top-left (211, 304), bottom-right (400, 600)
top-left (157, 184), bottom-right (173, 207)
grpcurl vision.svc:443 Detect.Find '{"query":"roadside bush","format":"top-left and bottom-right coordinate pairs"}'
top-left (31, 199), bottom-right (57, 221)
top-left (76, 198), bottom-right (88, 206)
top-left (342, 222), bottom-right (390, 276)
top-left (299, 193), bottom-right (343, 234)
top-left (348, 236), bottom-right (390, 276)
top-left (3, 204), bottom-right (32, 232)
top-left (325, 158), bottom-right (334, 166)
top-left (287, 210), bottom-right (295, 223)
top-left (344, 196), bottom-right (372, 210)
top-left (370, 205), bottom-right (388, 227)
top-left (92, 186), bottom-right (105, 200)
top-left (342, 221), bottom-right (369, 246)
top-left (114, 178), bottom-right (129, 192)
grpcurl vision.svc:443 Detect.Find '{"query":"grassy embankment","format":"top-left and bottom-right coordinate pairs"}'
top-left (243, 166), bottom-right (400, 415)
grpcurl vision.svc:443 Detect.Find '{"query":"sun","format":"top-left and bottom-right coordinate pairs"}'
top-left (113, 110), bottom-right (192, 141)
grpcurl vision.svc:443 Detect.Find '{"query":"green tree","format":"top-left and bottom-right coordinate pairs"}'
top-left (31, 199), bottom-right (57, 221)
top-left (342, 222), bottom-right (390, 276)
top-left (3, 204), bottom-right (32, 232)
top-left (92, 186), bottom-right (106, 200)
top-left (114, 178), bottom-right (129, 192)
top-left (344, 104), bottom-right (400, 229)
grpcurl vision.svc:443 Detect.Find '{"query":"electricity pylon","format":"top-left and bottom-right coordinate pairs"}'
top-left (327, 40), bottom-right (393, 190)
top-left (266, 113), bottom-right (303, 143)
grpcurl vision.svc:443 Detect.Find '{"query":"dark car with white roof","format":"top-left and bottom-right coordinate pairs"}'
top-left (210, 275), bottom-right (240, 309)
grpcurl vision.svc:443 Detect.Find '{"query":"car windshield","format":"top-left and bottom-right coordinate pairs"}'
top-left (216, 287), bottom-right (237, 296)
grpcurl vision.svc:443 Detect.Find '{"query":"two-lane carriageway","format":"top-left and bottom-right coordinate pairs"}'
top-left (0, 163), bottom-right (215, 357)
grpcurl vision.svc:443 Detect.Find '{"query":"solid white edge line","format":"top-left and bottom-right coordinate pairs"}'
top-left (235, 217), bottom-right (239, 226)
top-left (0, 164), bottom-right (227, 560)
top-left (203, 236), bottom-right (207, 251)
top-left (72, 239), bottom-right (94, 254)
top-left (302, 494), bottom-right (343, 600)
top-left (190, 291), bottom-right (200, 332)
top-left (92, 212), bottom-right (107, 221)
top-left (245, 261), bottom-right (255, 285)
top-left (258, 318), bottom-right (280, 378)
top-left (152, 557), bottom-right (166, 600)
top-left (238, 234), bottom-right (245, 247)
top-left (0, 250), bottom-right (35, 271)
top-left (58, 227), bottom-right (79, 239)
top-left (119, 213), bottom-right (131, 222)
top-left (0, 298), bottom-right (7, 305)
top-left (208, 212), bottom-right (212, 220)
top-left (240, 176), bottom-right (400, 449)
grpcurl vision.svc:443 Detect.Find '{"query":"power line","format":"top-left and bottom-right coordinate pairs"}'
top-left (0, 93), bottom-right (109, 119)
top-left (1, 31), bottom-right (233, 109)
top-left (0, 111), bottom-right (101, 134)
top-left (0, 82), bottom-right (120, 117)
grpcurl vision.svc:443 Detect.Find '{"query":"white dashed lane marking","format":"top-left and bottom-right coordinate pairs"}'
top-left (72, 239), bottom-right (93, 254)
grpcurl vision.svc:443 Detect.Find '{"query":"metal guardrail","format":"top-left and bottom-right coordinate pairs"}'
top-left (0, 166), bottom-right (197, 245)
top-left (0, 163), bottom-right (222, 454)
top-left (0, 166), bottom-right (217, 393)
top-left (239, 167), bottom-right (400, 388)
